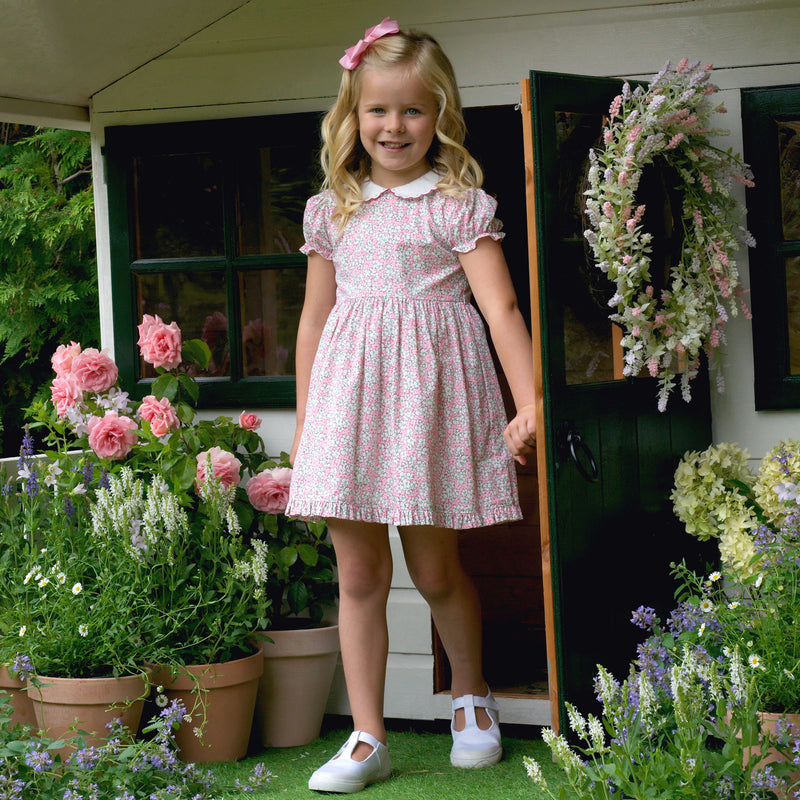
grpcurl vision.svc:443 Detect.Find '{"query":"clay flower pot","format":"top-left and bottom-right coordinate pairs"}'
top-left (27, 671), bottom-right (150, 754)
top-left (0, 664), bottom-right (36, 729)
top-left (253, 623), bottom-right (340, 748)
top-left (153, 648), bottom-right (263, 763)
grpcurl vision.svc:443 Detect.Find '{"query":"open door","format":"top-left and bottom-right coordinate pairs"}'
top-left (521, 72), bottom-right (714, 732)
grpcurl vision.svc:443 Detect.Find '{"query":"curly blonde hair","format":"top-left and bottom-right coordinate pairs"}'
top-left (320, 28), bottom-right (483, 228)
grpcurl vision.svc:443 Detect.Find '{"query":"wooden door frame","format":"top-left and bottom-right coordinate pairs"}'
top-left (520, 77), bottom-right (560, 734)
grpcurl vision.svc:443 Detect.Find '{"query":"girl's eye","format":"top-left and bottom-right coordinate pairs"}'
top-left (406, 108), bottom-right (420, 116)
top-left (369, 107), bottom-right (385, 115)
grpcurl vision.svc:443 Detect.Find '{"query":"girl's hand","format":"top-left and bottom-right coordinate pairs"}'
top-left (503, 403), bottom-right (537, 465)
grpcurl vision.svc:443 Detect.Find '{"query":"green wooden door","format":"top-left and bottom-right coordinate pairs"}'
top-left (525, 71), bottom-right (714, 730)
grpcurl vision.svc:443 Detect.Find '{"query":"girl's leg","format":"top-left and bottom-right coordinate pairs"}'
top-left (328, 517), bottom-right (393, 760)
top-left (396, 525), bottom-right (491, 730)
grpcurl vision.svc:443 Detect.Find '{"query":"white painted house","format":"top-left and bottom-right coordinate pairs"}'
top-left (2, 0), bottom-right (800, 732)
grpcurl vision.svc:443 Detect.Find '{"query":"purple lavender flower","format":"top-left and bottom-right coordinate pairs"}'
top-left (70, 745), bottom-right (101, 769)
top-left (18, 427), bottom-right (34, 470)
top-left (23, 744), bottom-right (54, 772)
top-left (10, 654), bottom-right (33, 681)
top-left (99, 467), bottom-right (110, 490)
top-left (631, 606), bottom-right (658, 631)
top-left (82, 459), bottom-right (95, 486)
top-left (24, 466), bottom-right (39, 499)
top-left (63, 495), bottom-right (76, 522)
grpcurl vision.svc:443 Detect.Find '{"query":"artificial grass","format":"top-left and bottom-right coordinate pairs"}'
top-left (210, 723), bottom-right (566, 798)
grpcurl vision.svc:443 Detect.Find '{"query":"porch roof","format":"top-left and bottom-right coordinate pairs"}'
top-left (0, 0), bottom-right (248, 130)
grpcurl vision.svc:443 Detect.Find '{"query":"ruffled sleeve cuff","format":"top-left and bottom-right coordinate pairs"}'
top-left (299, 192), bottom-right (334, 259)
top-left (449, 189), bottom-right (506, 253)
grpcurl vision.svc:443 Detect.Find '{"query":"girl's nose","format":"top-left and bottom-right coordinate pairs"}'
top-left (384, 113), bottom-right (405, 132)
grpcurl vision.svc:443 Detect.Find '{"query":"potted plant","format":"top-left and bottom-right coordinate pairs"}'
top-left (0, 438), bottom-right (155, 748)
top-left (92, 465), bottom-right (271, 763)
top-left (245, 458), bottom-right (340, 748)
top-left (7, 315), bottom-right (278, 760)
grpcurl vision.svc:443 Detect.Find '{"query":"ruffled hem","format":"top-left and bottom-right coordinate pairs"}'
top-left (452, 229), bottom-right (505, 254)
top-left (284, 499), bottom-right (522, 531)
top-left (299, 241), bottom-right (333, 260)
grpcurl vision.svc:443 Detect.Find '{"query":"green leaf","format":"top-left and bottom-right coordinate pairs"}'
top-left (288, 581), bottom-right (310, 615)
top-left (171, 454), bottom-right (197, 491)
top-left (152, 373), bottom-right (179, 401)
top-left (278, 546), bottom-right (298, 569)
top-left (182, 338), bottom-right (212, 370)
top-left (177, 372), bottom-right (199, 404)
top-left (297, 544), bottom-right (319, 567)
top-left (175, 401), bottom-right (195, 425)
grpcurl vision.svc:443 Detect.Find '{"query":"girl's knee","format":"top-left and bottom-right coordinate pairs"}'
top-left (409, 560), bottom-right (464, 605)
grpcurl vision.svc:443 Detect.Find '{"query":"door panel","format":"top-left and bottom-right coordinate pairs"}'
top-left (523, 72), bottom-right (715, 731)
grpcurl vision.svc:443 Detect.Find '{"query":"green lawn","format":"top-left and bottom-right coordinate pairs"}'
top-left (210, 723), bottom-right (565, 798)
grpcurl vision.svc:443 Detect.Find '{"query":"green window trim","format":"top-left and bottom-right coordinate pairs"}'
top-left (104, 113), bottom-right (323, 408)
top-left (741, 83), bottom-right (800, 410)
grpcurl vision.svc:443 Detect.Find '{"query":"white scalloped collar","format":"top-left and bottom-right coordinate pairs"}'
top-left (362, 170), bottom-right (440, 201)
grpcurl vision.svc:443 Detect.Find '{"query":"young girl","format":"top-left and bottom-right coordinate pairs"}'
top-left (286, 17), bottom-right (537, 794)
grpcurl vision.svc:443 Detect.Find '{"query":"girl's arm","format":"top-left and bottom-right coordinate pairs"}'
top-left (290, 251), bottom-right (337, 464)
top-left (459, 236), bottom-right (537, 465)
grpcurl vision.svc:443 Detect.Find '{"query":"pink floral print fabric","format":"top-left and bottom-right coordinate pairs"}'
top-left (286, 171), bottom-right (521, 529)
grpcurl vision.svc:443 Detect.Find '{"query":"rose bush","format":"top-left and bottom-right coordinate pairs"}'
top-left (0, 314), bottom-right (338, 676)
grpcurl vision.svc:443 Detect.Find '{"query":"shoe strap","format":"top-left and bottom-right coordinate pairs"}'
top-left (355, 730), bottom-right (384, 751)
top-left (452, 693), bottom-right (500, 713)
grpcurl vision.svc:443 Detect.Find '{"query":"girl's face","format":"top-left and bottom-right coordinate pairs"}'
top-left (356, 65), bottom-right (438, 188)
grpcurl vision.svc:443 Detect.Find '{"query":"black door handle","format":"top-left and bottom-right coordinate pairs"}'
top-left (557, 421), bottom-right (599, 483)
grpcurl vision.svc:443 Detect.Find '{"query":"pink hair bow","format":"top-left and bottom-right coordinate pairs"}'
top-left (339, 17), bottom-right (400, 70)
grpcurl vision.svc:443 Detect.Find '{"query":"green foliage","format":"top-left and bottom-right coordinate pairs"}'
top-left (0, 125), bottom-right (98, 455)
top-left (0, 693), bottom-right (272, 798)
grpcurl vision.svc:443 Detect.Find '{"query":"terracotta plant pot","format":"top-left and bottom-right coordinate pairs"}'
top-left (153, 648), bottom-right (263, 763)
top-left (27, 671), bottom-right (149, 753)
top-left (0, 664), bottom-right (36, 729)
top-left (253, 623), bottom-right (340, 748)
top-left (747, 712), bottom-right (800, 800)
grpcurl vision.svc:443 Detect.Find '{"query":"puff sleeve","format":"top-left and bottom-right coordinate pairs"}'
top-left (447, 188), bottom-right (506, 254)
top-left (299, 192), bottom-right (335, 260)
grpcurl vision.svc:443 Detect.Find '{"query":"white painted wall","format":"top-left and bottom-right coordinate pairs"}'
top-left (86, 0), bottom-right (800, 726)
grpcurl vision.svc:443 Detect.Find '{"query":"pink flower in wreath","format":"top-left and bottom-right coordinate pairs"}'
top-left (87, 412), bottom-right (138, 460)
top-left (196, 446), bottom-right (242, 489)
top-left (246, 467), bottom-right (293, 514)
top-left (50, 374), bottom-right (83, 417)
top-left (72, 348), bottom-right (119, 394)
top-left (138, 395), bottom-right (180, 438)
top-left (138, 314), bottom-right (182, 370)
top-left (51, 341), bottom-right (81, 378)
top-left (238, 411), bottom-right (262, 431)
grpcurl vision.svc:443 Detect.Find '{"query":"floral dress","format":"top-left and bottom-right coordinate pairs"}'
top-left (285, 170), bottom-right (521, 530)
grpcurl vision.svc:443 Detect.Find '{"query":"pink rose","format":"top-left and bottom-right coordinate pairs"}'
top-left (246, 467), bottom-right (293, 514)
top-left (238, 411), bottom-right (262, 431)
top-left (195, 446), bottom-right (242, 489)
top-left (87, 412), bottom-right (138, 461)
top-left (71, 348), bottom-right (119, 394)
top-left (50, 374), bottom-right (83, 417)
top-left (138, 395), bottom-right (180, 438)
top-left (137, 314), bottom-right (182, 370)
top-left (51, 341), bottom-right (81, 378)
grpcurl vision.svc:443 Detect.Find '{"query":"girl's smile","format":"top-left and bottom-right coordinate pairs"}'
top-left (357, 65), bottom-right (438, 188)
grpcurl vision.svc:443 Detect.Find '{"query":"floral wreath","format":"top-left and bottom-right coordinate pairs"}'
top-left (583, 58), bottom-right (756, 411)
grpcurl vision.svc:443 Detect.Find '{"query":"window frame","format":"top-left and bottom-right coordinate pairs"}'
top-left (741, 83), bottom-right (800, 410)
top-left (104, 113), bottom-right (323, 408)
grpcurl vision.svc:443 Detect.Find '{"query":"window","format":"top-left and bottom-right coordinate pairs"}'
top-left (741, 85), bottom-right (800, 409)
top-left (105, 114), bottom-right (322, 406)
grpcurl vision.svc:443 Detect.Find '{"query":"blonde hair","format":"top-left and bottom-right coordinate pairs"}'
top-left (320, 28), bottom-right (483, 228)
